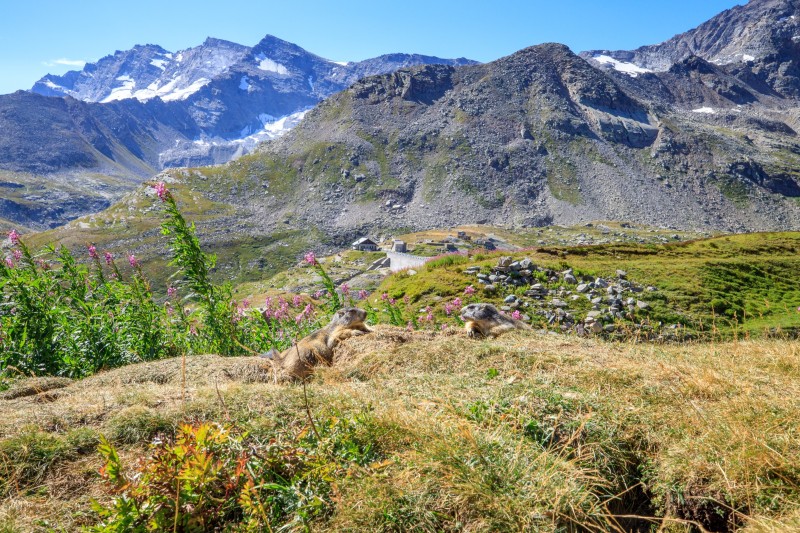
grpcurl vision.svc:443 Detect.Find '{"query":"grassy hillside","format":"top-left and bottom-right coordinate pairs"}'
top-left (0, 331), bottom-right (797, 531)
top-left (375, 232), bottom-right (800, 339)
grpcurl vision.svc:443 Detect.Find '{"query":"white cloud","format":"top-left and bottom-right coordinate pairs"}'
top-left (42, 58), bottom-right (88, 68)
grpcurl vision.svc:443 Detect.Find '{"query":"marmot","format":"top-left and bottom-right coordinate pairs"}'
top-left (273, 307), bottom-right (371, 381)
top-left (460, 303), bottom-right (531, 338)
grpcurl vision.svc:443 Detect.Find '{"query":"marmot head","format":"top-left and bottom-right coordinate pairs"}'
top-left (330, 307), bottom-right (367, 326)
top-left (460, 303), bottom-right (499, 321)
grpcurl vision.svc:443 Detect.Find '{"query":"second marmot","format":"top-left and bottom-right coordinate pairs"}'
top-left (460, 303), bottom-right (531, 338)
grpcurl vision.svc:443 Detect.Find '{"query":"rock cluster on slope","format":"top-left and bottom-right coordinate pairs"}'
top-left (466, 256), bottom-right (662, 337)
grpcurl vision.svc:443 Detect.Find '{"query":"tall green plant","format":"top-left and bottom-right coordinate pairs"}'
top-left (155, 182), bottom-right (240, 355)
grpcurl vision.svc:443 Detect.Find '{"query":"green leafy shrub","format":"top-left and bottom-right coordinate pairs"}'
top-left (89, 414), bottom-right (388, 531)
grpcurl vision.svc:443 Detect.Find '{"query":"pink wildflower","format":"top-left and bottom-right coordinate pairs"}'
top-left (381, 292), bottom-right (389, 301)
top-left (313, 290), bottom-right (324, 299)
top-left (452, 297), bottom-right (462, 308)
top-left (464, 285), bottom-right (476, 296)
top-left (511, 310), bottom-right (522, 321)
top-left (292, 295), bottom-right (302, 307)
top-left (444, 303), bottom-right (454, 316)
top-left (128, 254), bottom-right (139, 268)
top-left (406, 321), bottom-right (414, 332)
top-left (4, 257), bottom-right (13, 269)
top-left (153, 181), bottom-right (169, 202)
top-left (390, 298), bottom-right (396, 305)
top-left (340, 283), bottom-right (350, 296)
top-left (304, 251), bottom-right (317, 266)
top-left (104, 252), bottom-right (114, 265)
top-left (167, 286), bottom-right (177, 298)
top-left (403, 295), bottom-right (410, 304)
top-left (189, 324), bottom-right (198, 336)
top-left (88, 244), bottom-right (98, 260)
top-left (441, 324), bottom-right (448, 331)
top-left (358, 289), bottom-right (369, 300)
top-left (7, 230), bottom-right (20, 246)
top-left (12, 250), bottom-right (22, 261)
top-left (242, 298), bottom-right (251, 309)
top-left (425, 306), bottom-right (433, 322)
top-left (295, 303), bottom-right (314, 324)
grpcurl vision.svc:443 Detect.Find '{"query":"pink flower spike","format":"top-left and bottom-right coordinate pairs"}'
top-left (88, 244), bottom-right (99, 260)
top-left (7, 229), bottom-right (20, 246)
top-left (128, 254), bottom-right (139, 268)
top-left (292, 295), bottom-right (302, 307)
top-left (104, 252), bottom-right (114, 266)
top-left (153, 181), bottom-right (169, 202)
top-left (452, 297), bottom-right (462, 308)
top-left (381, 292), bottom-right (389, 301)
top-left (511, 310), bottom-right (522, 321)
top-left (340, 283), bottom-right (350, 295)
top-left (12, 250), bottom-right (22, 261)
top-left (167, 286), bottom-right (177, 298)
top-left (304, 251), bottom-right (317, 266)
top-left (4, 257), bottom-right (13, 269)
top-left (464, 285), bottom-right (476, 296)
top-left (358, 289), bottom-right (369, 300)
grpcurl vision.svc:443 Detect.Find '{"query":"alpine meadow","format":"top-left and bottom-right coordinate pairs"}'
top-left (1, 1), bottom-right (800, 531)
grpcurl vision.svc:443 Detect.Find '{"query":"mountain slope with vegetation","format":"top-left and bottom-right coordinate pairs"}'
top-left (1, 187), bottom-right (799, 531)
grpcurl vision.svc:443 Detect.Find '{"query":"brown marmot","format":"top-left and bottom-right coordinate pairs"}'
top-left (460, 303), bottom-right (531, 338)
top-left (273, 307), bottom-right (372, 381)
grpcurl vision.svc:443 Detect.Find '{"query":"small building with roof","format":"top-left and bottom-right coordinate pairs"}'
top-left (352, 237), bottom-right (379, 251)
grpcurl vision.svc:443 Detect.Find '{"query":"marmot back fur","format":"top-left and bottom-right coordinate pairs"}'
top-left (460, 303), bottom-right (531, 338)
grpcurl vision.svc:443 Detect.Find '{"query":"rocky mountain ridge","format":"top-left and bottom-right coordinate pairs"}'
top-left (582, 0), bottom-right (800, 98)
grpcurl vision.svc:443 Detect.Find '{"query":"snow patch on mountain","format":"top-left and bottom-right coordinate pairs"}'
top-left (255, 54), bottom-right (289, 75)
top-left (101, 76), bottom-right (137, 102)
top-left (692, 107), bottom-right (716, 114)
top-left (159, 78), bottom-right (211, 101)
top-left (239, 76), bottom-right (251, 91)
top-left (592, 55), bottom-right (652, 77)
top-left (151, 59), bottom-right (168, 70)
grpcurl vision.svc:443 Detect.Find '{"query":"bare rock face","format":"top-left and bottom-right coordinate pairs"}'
top-left (582, 0), bottom-right (800, 99)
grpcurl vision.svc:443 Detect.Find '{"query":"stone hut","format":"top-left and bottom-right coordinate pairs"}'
top-left (352, 237), bottom-right (379, 252)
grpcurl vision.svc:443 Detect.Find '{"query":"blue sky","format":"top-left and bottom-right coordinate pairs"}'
top-left (0, 0), bottom-right (745, 96)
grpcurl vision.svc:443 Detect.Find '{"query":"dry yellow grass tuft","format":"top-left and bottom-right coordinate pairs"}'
top-left (0, 328), bottom-right (798, 531)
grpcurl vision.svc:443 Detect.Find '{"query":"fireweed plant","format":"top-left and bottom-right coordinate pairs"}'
top-left (0, 184), bottom-right (336, 377)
